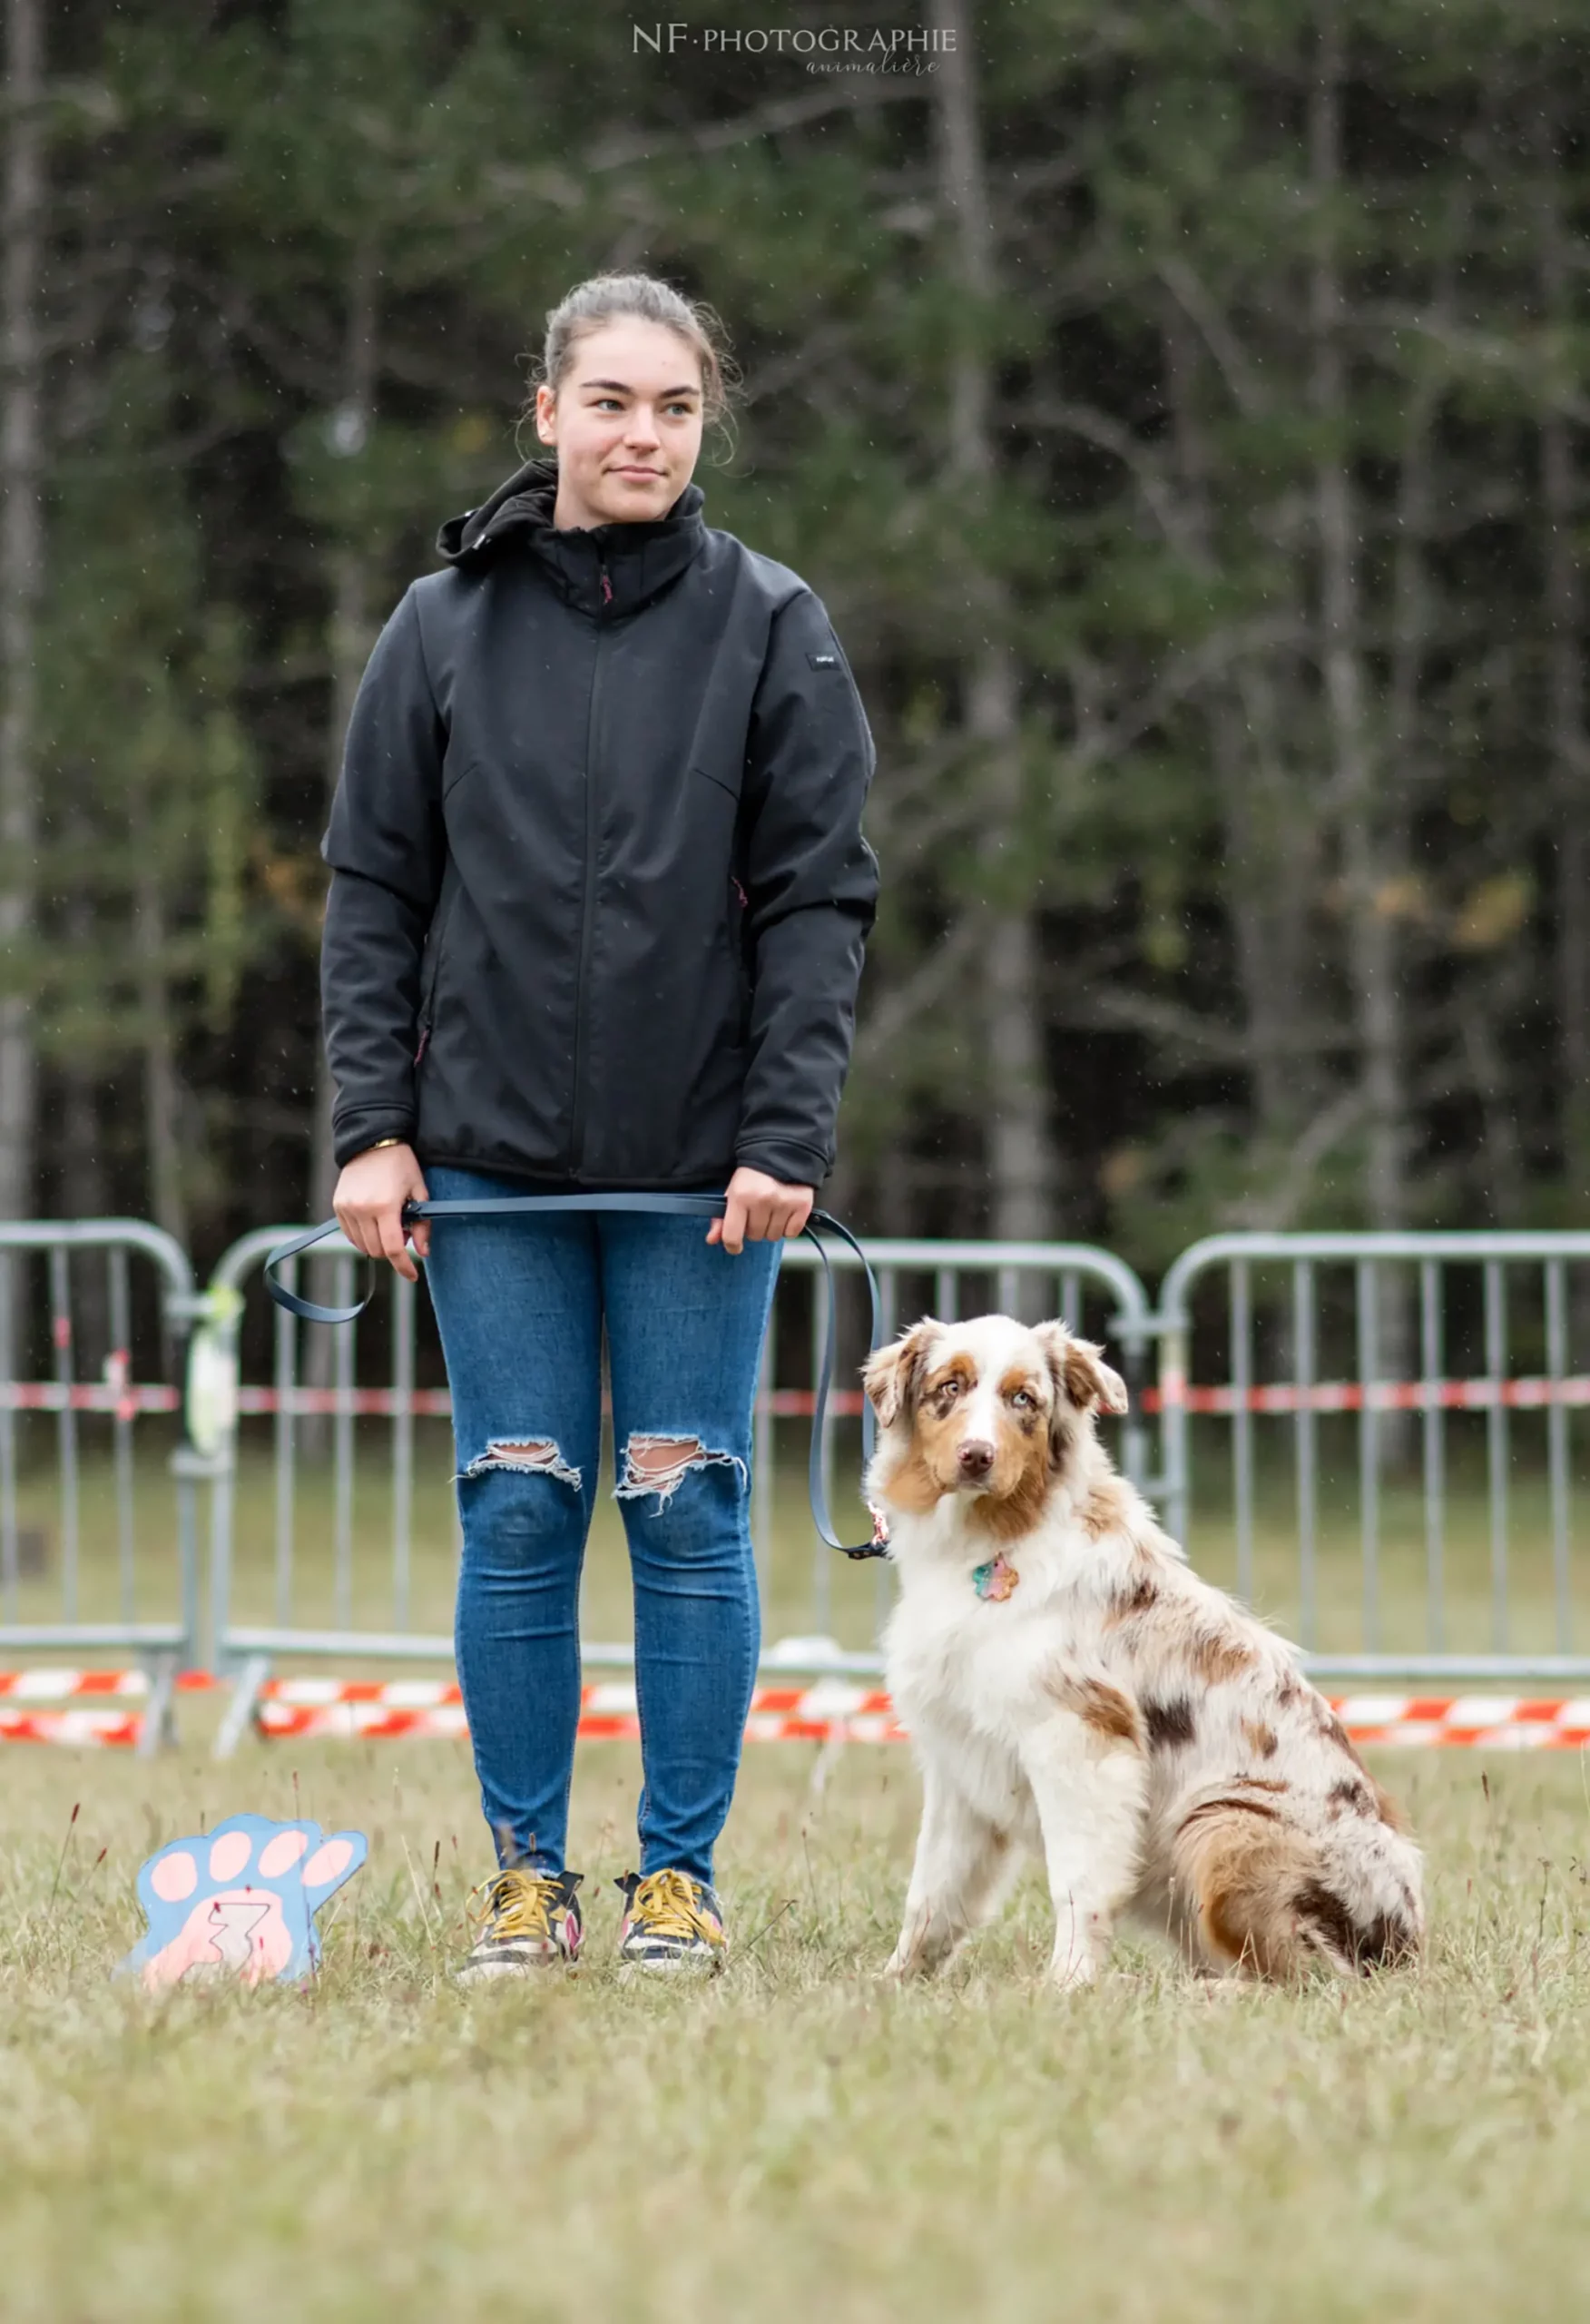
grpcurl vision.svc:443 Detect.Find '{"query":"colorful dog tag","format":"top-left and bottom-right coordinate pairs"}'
top-left (973, 1552), bottom-right (1020, 1601)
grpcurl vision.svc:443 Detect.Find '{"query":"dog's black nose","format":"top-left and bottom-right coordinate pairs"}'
top-left (957, 1440), bottom-right (994, 1478)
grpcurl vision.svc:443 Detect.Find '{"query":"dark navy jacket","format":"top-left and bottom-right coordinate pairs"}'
top-left (319, 457), bottom-right (880, 1188)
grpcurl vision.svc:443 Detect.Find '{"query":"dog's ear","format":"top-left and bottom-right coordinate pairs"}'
top-left (1034, 1322), bottom-right (1130, 1422)
top-left (861, 1318), bottom-right (940, 1431)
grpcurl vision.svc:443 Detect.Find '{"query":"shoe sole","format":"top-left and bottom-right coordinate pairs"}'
top-left (616, 1950), bottom-right (725, 1979)
top-left (454, 1955), bottom-right (579, 1983)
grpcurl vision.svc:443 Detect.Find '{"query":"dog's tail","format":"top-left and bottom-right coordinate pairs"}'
top-left (1173, 1797), bottom-right (1422, 1981)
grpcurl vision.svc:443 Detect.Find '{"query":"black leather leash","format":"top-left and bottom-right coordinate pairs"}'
top-left (263, 1193), bottom-right (891, 1560)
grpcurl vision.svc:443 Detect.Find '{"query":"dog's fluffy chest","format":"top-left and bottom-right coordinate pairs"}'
top-left (884, 1542), bottom-right (1090, 1730)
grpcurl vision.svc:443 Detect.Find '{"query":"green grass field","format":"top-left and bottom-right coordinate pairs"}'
top-left (4, 1736), bottom-right (1590, 2319)
top-left (7, 1423), bottom-right (1590, 2314)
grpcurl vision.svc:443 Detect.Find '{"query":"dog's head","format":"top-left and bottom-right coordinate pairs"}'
top-left (861, 1313), bottom-right (1128, 1534)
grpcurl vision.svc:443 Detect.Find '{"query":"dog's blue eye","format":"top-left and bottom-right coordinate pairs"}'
top-left (1010, 1390), bottom-right (1034, 1409)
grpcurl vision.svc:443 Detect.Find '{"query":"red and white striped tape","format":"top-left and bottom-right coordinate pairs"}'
top-left (0, 1709), bottom-right (145, 1748)
top-left (0, 1669), bottom-right (149, 1699)
top-left (1153, 1373), bottom-right (1590, 1415)
top-left (11, 1374), bottom-right (1590, 1423)
top-left (0, 1669), bottom-right (219, 1700)
top-left (5, 1669), bottom-right (1590, 1749)
top-left (252, 1679), bottom-right (908, 1746)
top-left (0, 1669), bottom-right (213, 1746)
top-left (1329, 1696), bottom-right (1590, 1748)
top-left (249, 1683), bottom-right (1590, 1751)
top-left (219, 1379), bottom-right (1590, 1419)
top-left (0, 1384), bottom-right (178, 1416)
top-left (227, 1386), bottom-right (874, 1420)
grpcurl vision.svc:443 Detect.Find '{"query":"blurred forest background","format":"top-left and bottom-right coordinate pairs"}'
top-left (4, 0), bottom-right (1588, 1283)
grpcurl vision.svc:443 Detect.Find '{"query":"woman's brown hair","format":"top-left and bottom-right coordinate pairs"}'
top-left (518, 271), bottom-right (741, 464)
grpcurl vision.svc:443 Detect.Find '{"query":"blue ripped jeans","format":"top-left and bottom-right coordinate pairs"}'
top-left (421, 1164), bottom-right (782, 1886)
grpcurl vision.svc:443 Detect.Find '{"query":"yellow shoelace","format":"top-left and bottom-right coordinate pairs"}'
top-left (471, 1867), bottom-right (561, 1943)
top-left (627, 1869), bottom-right (721, 1945)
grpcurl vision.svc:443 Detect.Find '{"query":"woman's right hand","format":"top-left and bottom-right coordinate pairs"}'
top-left (333, 1141), bottom-right (431, 1284)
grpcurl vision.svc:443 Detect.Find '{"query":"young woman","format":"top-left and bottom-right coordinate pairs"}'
top-left (320, 273), bottom-right (879, 1976)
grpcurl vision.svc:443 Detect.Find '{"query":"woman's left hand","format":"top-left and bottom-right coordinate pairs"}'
top-left (707, 1166), bottom-right (814, 1254)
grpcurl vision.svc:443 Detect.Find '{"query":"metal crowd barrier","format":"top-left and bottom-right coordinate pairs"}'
top-left (0, 1220), bottom-right (209, 1753)
top-left (1155, 1232), bottom-right (1590, 1683)
top-left (19, 1215), bottom-right (1590, 1753)
top-left (198, 1225), bottom-right (1153, 1753)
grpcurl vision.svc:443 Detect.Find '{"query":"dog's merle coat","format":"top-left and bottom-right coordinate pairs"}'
top-left (864, 1315), bottom-right (1424, 1990)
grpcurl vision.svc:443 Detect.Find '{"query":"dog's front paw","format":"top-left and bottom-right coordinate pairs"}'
top-left (1046, 1903), bottom-right (1111, 1992)
top-left (1047, 1927), bottom-right (1106, 1993)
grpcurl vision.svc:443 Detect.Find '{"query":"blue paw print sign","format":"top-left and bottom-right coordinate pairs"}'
top-left (119, 1814), bottom-right (368, 1991)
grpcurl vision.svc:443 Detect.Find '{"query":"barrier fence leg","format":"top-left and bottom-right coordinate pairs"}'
top-left (213, 1654), bottom-right (270, 1761)
top-left (136, 1653), bottom-right (179, 1758)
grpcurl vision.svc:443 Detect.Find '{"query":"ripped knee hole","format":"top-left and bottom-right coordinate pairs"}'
top-left (614, 1433), bottom-right (748, 1508)
top-left (456, 1438), bottom-right (583, 1490)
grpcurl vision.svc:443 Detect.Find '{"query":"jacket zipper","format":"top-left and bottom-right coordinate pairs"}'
top-left (567, 557), bottom-right (610, 1170)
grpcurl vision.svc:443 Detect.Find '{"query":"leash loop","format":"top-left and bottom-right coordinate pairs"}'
top-left (262, 1193), bottom-right (890, 1560)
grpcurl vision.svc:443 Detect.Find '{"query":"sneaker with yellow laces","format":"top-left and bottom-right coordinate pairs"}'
top-left (456, 1866), bottom-right (584, 1981)
top-left (614, 1868), bottom-right (726, 1974)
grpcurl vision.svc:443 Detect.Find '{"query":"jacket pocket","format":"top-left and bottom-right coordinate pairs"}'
top-left (726, 867), bottom-right (753, 1039)
top-left (416, 869), bottom-right (461, 1062)
top-left (691, 758), bottom-right (744, 804)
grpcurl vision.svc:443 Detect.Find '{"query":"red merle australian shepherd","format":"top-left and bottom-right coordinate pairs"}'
top-left (862, 1315), bottom-right (1424, 1991)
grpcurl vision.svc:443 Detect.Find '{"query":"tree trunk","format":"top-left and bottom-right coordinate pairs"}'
top-left (1310, 4), bottom-right (1407, 1241)
top-left (1536, 107), bottom-right (1590, 1199)
top-left (132, 790), bottom-right (190, 1256)
top-left (930, 0), bottom-right (1055, 1250)
top-left (303, 245), bottom-right (379, 1454)
top-left (1161, 292), bottom-right (1321, 1172)
top-left (0, 0), bottom-right (44, 1241)
top-left (58, 798), bottom-right (109, 1354)
top-left (1461, 980), bottom-right (1527, 1225)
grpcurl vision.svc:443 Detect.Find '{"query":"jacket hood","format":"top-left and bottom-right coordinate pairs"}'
top-left (436, 455), bottom-right (708, 617)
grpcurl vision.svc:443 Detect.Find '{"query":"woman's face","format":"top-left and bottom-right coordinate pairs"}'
top-left (535, 318), bottom-right (705, 530)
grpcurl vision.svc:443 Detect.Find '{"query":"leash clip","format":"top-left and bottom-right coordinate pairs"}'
top-left (842, 1500), bottom-right (892, 1562)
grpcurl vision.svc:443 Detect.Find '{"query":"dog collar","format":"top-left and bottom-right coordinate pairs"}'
top-left (972, 1551), bottom-right (1019, 1602)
